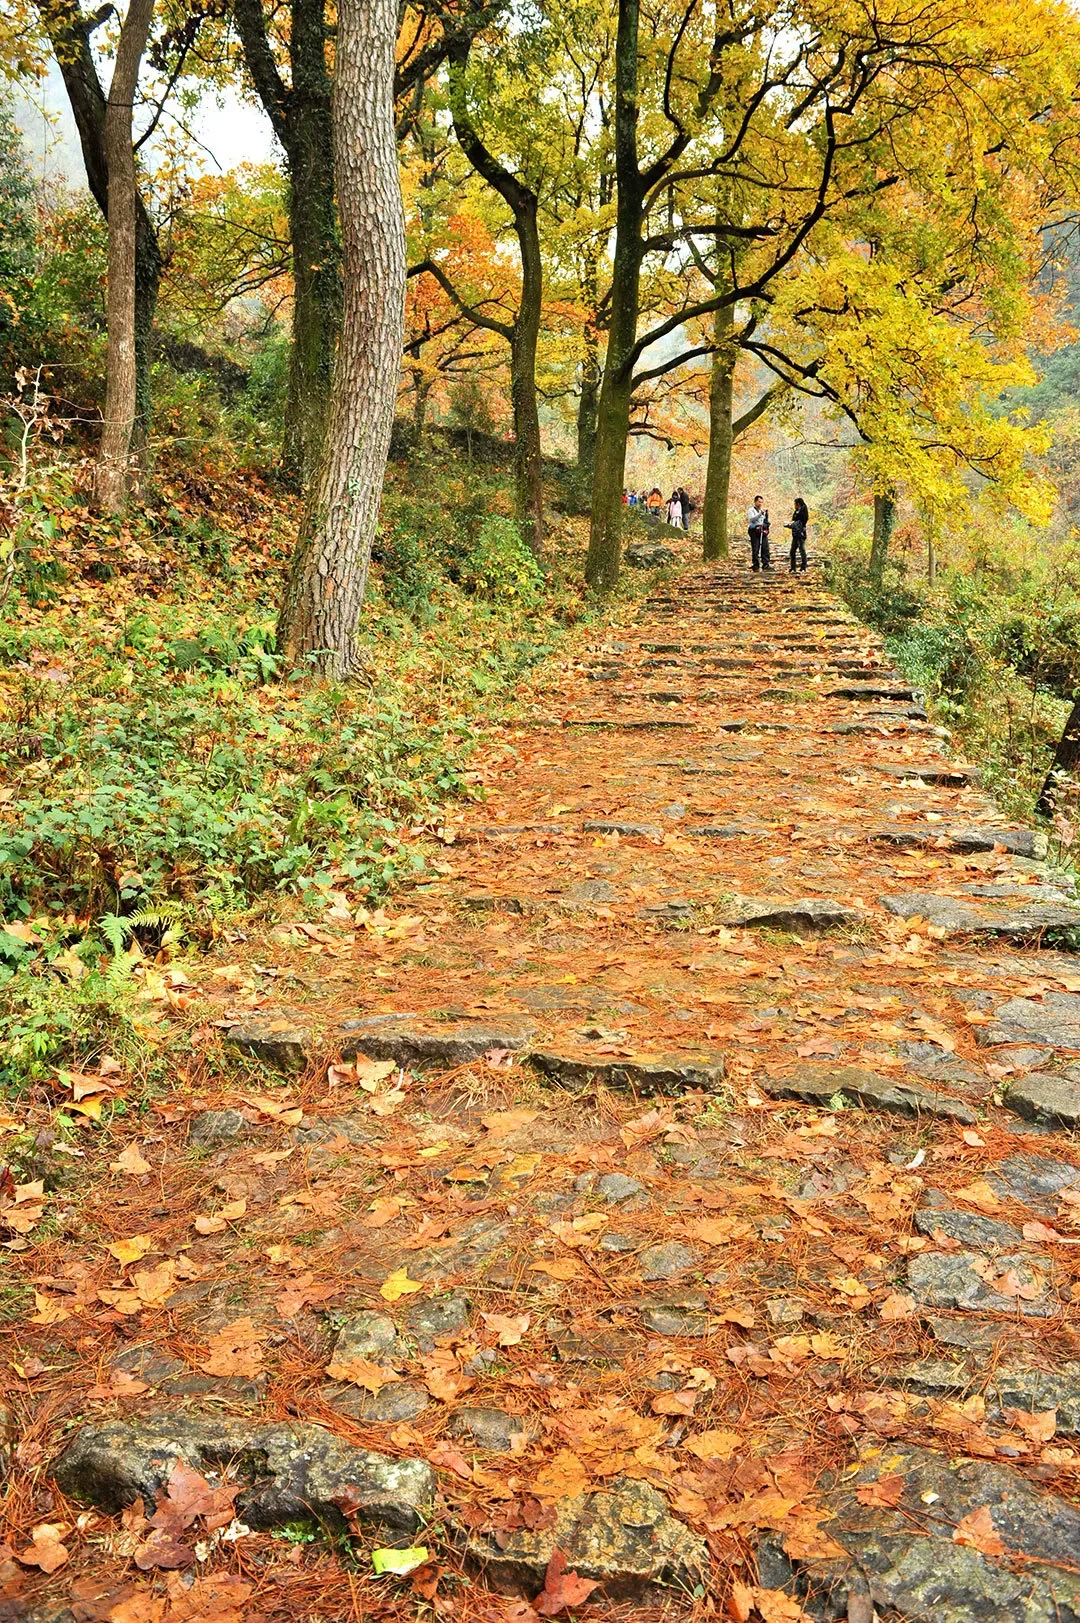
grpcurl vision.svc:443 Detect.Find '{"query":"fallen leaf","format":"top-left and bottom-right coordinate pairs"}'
top-left (1007, 1407), bottom-right (1057, 1443)
top-left (16, 1522), bottom-right (70, 1573)
top-left (953, 1504), bottom-right (1006, 1557)
top-left (371, 1546), bottom-right (430, 1576)
top-left (878, 1292), bottom-right (916, 1321)
top-left (199, 1318), bottom-right (264, 1379)
top-left (686, 1429), bottom-right (741, 1461)
top-left (380, 1267), bottom-right (425, 1302)
top-left (327, 1355), bottom-right (400, 1392)
top-left (110, 1143), bottom-right (151, 1176)
top-left (107, 1234), bottom-right (154, 1267)
top-left (481, 1312), bottom-right (531, 1346)
top-left (955, 1179), bottom-right (1000, 1214)
top-left (364, 1197), bottom-right (403, 1228)
top-left (533, 1450), bottom-right (590, 1500)
top-left (535, 1548), bottom-right (599, 1617)
top-left (856, 1473), bottom-right (904, 1508)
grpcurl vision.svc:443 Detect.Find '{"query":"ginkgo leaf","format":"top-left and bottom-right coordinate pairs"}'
top-left (108, 1233), bottom-right (154, 1266)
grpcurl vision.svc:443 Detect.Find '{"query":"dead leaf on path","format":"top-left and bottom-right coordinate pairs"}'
top-left (110, 1142), bottom-right (151, 1176)
top-left (194, 1198), bottom-right (246, 1235)
top-left (685, 1429), bottom-right (741, 1461)
top-left (364, 1197), bottom-right (404, 1228)
top-left (953, 1504), bottom-right (1007, 1557)
top-left (955, 1179), bottom-right (1000, 1214)
top-left (482, 1311), bottom-right (531, 1346)
top-left (533, 1450), bottom-right (590, 1500)
top-left (252, 1147), bottom-right (294, 1169)
top-left (327, 1355), bottom-right (400, 1392)
top-left (199, 1318), bottom-right (264, 1379)
top-left (16, 1522), bottom-right (70, 1573)
top-left (535, 1548), bottom-right (599, 1617)
top-left (275, 1271), bottom-right (337, 1318)
top-left (651, 1387), bottom-right (697, 1416)
top-left (380, 1267), bottom-right (425, 1302)
top-left (530, 1258), bottom-right (582, 1281)
top-left (856, 1473), bottom-right (904, 1508)
top-left (243, 1093), bottom-right (303, 1125)
top-left (686, 1216), bottom-right (752, 1245)
top-left (86, 1370), bottom-right (151, 1400)
top-left (1007, 1408), bottom-right (1057, 1443)
top-left (879, 1292), bottom-right (916, 1321)
top-left (482, 1108), bottom-right (540, 1139)
top-left (107, 1233), bottom-right (154, 1267)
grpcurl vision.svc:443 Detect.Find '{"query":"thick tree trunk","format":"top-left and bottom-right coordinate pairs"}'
top-left (234, 0), bottom-right (342, 492)
top-left (277, 0), bottom-right (405, 675)
top-left (576, 245), bottom-right (600, 481)
top-left (585, 0), bottom-right (643, 591)
top-left (1037, 699), bottom-right (1080, 817)
top-left (869, 491), bottom-right (897, 585)
top-left (95, 0), bottom-right (155, 513)
top-left (282, 0), bottom-right (341, 486)
top-left (702, 298), bottom-right (735, 562)
top-left (511, 197), bottom-right (545, 556)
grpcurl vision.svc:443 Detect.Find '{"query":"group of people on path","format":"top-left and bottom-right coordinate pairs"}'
top-left (624, 487), bottom-right (693, 530)
top-left (747, 495), bottom-right (809, 574)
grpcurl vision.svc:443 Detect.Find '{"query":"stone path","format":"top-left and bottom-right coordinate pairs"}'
top-left (10, 562), bottom-right (1080, 1622)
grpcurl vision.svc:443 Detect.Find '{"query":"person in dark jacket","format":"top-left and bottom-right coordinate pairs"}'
top-left (785, 497), bottom-right (809, 572)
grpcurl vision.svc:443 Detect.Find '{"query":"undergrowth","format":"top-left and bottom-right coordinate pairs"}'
top-left (0, 436), bottom-right (640, 1085)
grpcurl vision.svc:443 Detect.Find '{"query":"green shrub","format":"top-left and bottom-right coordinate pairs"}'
top-left (461, 515), bottom-right (543, 603)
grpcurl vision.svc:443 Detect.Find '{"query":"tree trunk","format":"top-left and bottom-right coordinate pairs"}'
top-left (42, 1), bottom-right (164, 453)
top-left (282, 0), bottom-right (341, 486)
top-left (702, 297), bottom-right (735, 562)
top-left (1037, 699), bottom-right (1080, 817)
top-left (511, 195), bottom-right (545, 555)
top-left (585, 0), bottom-right (643, 591)
top-left (234, 0), bottom-right (342, 492)
top-left (277, 0), bottom-right (405, 675)
top-left (576, 244), bottom-right (600, 480)
top-left (869, 491), bottom-right (897, 585)
top-left (95, 0), bottom-right (155, 514)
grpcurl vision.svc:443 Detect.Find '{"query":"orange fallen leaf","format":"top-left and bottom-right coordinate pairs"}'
top-left (878, 1292), bottom-right (916, 1321)
top-left (953, 1504), bottom-right (1006, 1557)
top-left (16, 1522), bottom-right (69, 1573)
top-left (856, 1473), bottom-right (904, 1508)
top-left (481, 1312), bottom-right (531, 1346)
top-left (199, 1318), bottom-right (264, 1379)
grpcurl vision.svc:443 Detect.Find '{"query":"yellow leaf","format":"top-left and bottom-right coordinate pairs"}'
top-left (107, 1234), bottom-right (153, 1266)
top-left (380, 1268), bottom-right (424, 1302)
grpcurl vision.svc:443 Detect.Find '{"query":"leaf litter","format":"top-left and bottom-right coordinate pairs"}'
top-left (6, 567), bottom-right (1080, 1621)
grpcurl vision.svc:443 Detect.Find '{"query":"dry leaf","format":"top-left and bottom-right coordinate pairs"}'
top-left (107, 1233), bottom-right (154, 1267)
top-left (856, 1473), bottom-right (904, 1508)
top-left (955, 1179), bottom-right (1000, 1214)
top-left (380, 1267), bottom-right (424, 1302)
top-left (481, 1312), bottom-right (530, 1346)
top-left (953, 1504), bottom-right (1006, 1557)
top-left (110, 1143), bottom-right (151, 1176)
top-left (364, 1197), bottom-right (403, 1228)
top-left (686, 1429), bottom-right (741, 1461)
top-left (327, 1355), bottom-right (399, 1392)
top-left (199, 1318), bottom-right (264, 1378)
top-left (878, 1292), bottom-right (916, 1321)
top-left (17, 1522), bottom-right (70, 1573)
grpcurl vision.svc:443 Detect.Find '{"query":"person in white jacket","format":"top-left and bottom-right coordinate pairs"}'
top-left (748, 497), bottom-right (771, 571)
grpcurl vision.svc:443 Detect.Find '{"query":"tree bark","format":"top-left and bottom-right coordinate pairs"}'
top-left (1037, 699), bottom-right (1080, 817)
top-left (702, 297), bottom-right (734, 561)
top-left (446, 46), bottom-right (544, 556)
top-left (869, 491), bottom-right (897, 585)
top-left (585, 0), bottom-right (643, 591)
top-left (276, 0), bottom-right (405, 675)
top-left (42, 0), bottom-right (162, 446)
top-left (95, 0), bottom-right (155, 513)
top-left (234, 0), bottom-right (342, 491)
top-left (576, 244), bottom-right (601, 481)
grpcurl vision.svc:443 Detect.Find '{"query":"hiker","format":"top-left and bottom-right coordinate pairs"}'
top-left (785, 497), bottom-right (809, 572)
top-left (679, 488), bottom-right (692, 530)
top-left (748, 495), bottom-right (771, 570)
top-left (647, 487), bottom-right (663, 522)
top-left (667, 490), bottom-right (682, 527)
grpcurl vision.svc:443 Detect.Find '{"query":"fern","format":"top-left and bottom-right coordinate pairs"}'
top-left (98, 913), bottom-right (129, 956)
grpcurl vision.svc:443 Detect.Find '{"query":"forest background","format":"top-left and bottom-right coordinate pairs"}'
top-left (6, 0), bottom-right (1080, 1079)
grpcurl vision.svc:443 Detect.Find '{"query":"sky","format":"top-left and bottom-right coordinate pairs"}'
top-left (12, 63), bottom-right (276, 191)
